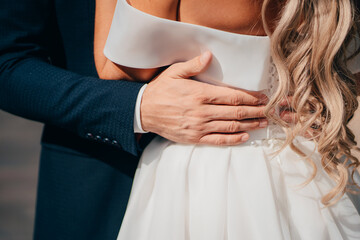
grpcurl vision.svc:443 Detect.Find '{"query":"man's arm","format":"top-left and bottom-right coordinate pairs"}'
top-left (1, 0), bottom-right (273, 154)
top-left (0, 0), bottom-right (144, 156)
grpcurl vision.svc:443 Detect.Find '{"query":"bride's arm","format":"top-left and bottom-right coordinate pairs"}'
top-left (94, 0), bottom-right (179, 81)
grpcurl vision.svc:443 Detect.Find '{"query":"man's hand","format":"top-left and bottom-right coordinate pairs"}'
top-left (140, 52), bottom-right (269, 146)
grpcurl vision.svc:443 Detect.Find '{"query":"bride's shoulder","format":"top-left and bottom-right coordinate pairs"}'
top-left (128, 0), bottom-right (179, 20)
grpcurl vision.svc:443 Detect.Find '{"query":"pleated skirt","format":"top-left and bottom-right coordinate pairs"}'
top-left (117, 136), bottom-right (360, 240)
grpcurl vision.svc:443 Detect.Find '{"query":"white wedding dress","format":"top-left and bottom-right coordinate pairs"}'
top-left (104, 0), bottom-right (360, 239)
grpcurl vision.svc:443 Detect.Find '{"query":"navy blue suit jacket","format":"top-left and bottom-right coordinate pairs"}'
top-left (0, 0), bottom-right (145, 239)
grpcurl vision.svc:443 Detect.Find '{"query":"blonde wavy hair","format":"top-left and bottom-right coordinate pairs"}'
top-left (261, 0), bottom-right (360, 205)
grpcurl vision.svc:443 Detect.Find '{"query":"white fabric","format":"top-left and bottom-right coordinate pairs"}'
top-left (134, 84), bottom-right (148, 133)
top-left (104, 0), bottom-right (360, 239)
top-left (118, 138), bottom-right (360, 240)
top-left (104, 0), bottom-right (271, 91)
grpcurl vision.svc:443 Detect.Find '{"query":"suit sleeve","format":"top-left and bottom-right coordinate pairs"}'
top-left (0, 0), bottom-right (144, 156)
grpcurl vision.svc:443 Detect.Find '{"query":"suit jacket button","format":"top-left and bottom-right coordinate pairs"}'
top-left (86, 133), bottom-right (93, 139)
top-left (95, 135), bottom-right (102, 141)
top-left (111, 140), bottom-right (118, 145)
top-left (103, 138), bottom-right (110, 143)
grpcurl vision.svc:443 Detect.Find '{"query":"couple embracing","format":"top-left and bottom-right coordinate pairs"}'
top-left (1, 0), bottom-right (360, 239)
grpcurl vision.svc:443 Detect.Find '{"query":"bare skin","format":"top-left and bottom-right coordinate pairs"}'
top-left (140, 52), bottom-right (270, 144)
top-left (93, 0), bottom-right (291, 145)
top-left (94, 0), bottom-right (280, 80)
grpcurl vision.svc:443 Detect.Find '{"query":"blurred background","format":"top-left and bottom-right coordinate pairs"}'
top-left (0, 110), bottom-right (42, 240)
top-left (0, 101), bottom-right (359, 240)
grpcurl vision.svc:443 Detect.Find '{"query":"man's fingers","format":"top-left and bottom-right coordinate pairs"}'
top-left (198, 132), bottom-right (250, 146)
top-left (168, 51), bottom-right (212, 78)
top-left (163, 52), bottom-right (268, 106)
top-left (205, 119), bottom-right (268, 133)
top-left (199, 85), bottom-right (268, 106)
top-left (204, 105), bottom-right (267, 120)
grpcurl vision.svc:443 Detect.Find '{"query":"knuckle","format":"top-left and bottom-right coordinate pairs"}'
top-left (236, 108), bottom-right (245, 119)
top-left (214, 137), bottom-right (227, 146)
top-left (179, 120), bottom-right (191, 130)
top-left (198, 135), bottom-right (206, 144)
top-left (194, 94), bottom-right (208, 104)
top-left (193, 121), bottom-right (206, 132)
top-left (194, 110), bottom-right (207, 119)
top-left (253, 94), bottom-right (266, 105)
top-left (214, 138), bottom-right (224, 146)
top-left (203, 95), bottom-right (218, 104)
top-left (254, 106), bottom-right (265, 118)
top-left (230, 93), bottom-right (243, 105)
top-left (253, 97), bottom-right (262, 105)
top-left (230, 95), bottom-right (239, 105)
top-left (227, 121), bottom-right (238, 132)
top-left (257, 109), bottom-right (264, 118)
top-left (206, 97), bottom-right (218, 104)
top-left (180, 117), bottom-right (205, 132)
top-left (179, 129), bottom-right (196, 143)
top-left (187, 132), bottom-right (200, 143)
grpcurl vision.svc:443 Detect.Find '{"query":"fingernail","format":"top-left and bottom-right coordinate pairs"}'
top-left (200, 51), bottom-right (211, 64)
top-left (241, 134), bottom-right (249, 142)
top-left (259, 119), bottom-right (268, 128)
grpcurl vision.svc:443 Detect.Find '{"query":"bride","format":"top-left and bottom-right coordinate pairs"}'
top-left (94, 0), bottom-right (360, 239)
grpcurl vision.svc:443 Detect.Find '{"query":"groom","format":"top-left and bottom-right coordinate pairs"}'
top-left (0, 0), bottom-right (279, 239)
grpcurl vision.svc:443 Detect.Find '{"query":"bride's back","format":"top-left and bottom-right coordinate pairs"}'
top-left (128, 0), bottom-right (280, 36)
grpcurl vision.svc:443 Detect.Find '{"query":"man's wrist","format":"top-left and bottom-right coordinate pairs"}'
top-left (134, 84), bottom-right (148, 133)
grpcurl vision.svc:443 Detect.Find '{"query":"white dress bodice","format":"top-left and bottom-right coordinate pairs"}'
top-left (104, 0), bottom-right (360, 88)
top-left (104, 0), bottom-right (271, 91)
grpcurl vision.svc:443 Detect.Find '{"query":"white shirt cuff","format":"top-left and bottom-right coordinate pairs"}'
top-left (134, 84), bottom-right (148, 133)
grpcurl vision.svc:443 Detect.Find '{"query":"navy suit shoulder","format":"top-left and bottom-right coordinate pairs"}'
top-left (0, 0), bottom-right (144, 155)
top-left (0, 0), bottom-right (144, 238)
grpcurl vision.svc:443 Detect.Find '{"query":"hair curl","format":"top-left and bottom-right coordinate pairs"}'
top-left (262, 0), bottom-right (360, 205)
